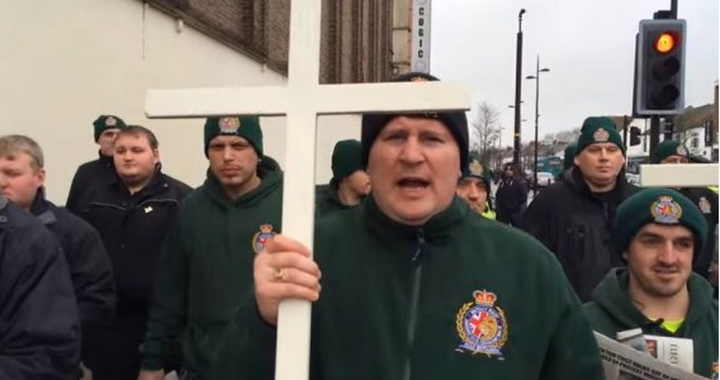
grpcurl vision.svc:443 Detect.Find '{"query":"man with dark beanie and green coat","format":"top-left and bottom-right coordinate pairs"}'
top-left (66, 114), bottom-right (127, 214)
top-left (315, 139), bottom-right (371, 217)
top-left (523, 116), bottom-right (638, 302)
top-left (138, 116), bottom-right (283, 380)
top-left (211, 73), bottom-right (604, 380)
top-left (651, 139), bottom-right (718, 287)
top-left (584, 188), bottom-right (717, 378)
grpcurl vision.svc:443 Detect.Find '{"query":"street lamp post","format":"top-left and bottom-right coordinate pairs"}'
top-left (513, 9), bottom-right (526, 167)
top-left (526, 55), bottom-right (550, 192)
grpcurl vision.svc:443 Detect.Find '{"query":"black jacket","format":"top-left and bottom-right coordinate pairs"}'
top-left (76, 170), bottom-right (192, 313)
top-left (66, 152), bottom-right (116, 213)
top-left (0, 197), bottom-right (80, 379)
top-left (522, 166), bottom-right (638, 301)
top-left (31, 189), bottom-right (115, 326)
top-left (495, 175), bottom-right (527, 213)
top-left (680, 187), bottom-right (718, 276)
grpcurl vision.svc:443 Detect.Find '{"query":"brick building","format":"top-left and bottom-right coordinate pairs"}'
top-left (144, 0), bottom-right (414, 83)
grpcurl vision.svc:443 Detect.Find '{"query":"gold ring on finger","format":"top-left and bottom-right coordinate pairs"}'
top-left (273, 267), bottom-right (285, 281)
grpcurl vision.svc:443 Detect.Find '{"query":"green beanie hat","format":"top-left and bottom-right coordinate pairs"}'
top-left (461, 153), bottom-right (492, 190)
top-left (93, 115), bottom-right (127, 142)
top-left (204, 116), bottom-right (263, 158)
top-left (361, 72), bottom-right (469, 171)
top-left (331, 139), bottom-right (364, 182)
top-left (563, 143), bottom-right (576, 171)
top-left (650, 139), bottom-right (688, 164)
top-left (575, 117), bottom-right (625, 156)
top-left (614, 188), bottom-right (708, 263)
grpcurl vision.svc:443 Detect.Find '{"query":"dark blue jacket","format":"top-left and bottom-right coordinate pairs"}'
top-left (0, 196), bottom-right (80, 379)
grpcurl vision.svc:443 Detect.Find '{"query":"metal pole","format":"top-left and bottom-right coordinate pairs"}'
top-left (670, 0), bottom-right (678, 19)
top-left (513, 9), bottom-right (526, 166)
top-left (533, 56), bottom-right (540, 192)
top-left (650, 115), bottom-right (661, 153)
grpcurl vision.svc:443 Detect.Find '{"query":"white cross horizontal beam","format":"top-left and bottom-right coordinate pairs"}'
top-left (145, 82), bottom-right (470, 118)
top-left (640, 163), bottom-right (719, 187)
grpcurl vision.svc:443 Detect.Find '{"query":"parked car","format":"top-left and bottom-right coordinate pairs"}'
top-left (527, 171), bottom-right (555, 190)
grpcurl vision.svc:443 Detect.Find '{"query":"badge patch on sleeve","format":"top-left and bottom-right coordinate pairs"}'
top-left (455, 290), bottom-right (508, 359)
top-left (252, 224), bottom-right (276, 254)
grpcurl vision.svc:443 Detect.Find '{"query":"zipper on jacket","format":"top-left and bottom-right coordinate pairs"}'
top-left (403, 229), bottom-right (425, 380)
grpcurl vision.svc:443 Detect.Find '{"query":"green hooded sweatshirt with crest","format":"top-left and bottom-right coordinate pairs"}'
top-left (584, 268), bottom-right (718, 378)
top-left (140, 158), bottom-right (283, 379)
top-left (211, 195), bottom-right (605, 380)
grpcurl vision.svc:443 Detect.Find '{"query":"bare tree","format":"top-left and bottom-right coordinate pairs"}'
top-left (470, 101), bottom-right (501, 163)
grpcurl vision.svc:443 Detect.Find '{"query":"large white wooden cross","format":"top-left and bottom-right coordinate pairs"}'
top-left (144, 1), bottom-right (470, 379)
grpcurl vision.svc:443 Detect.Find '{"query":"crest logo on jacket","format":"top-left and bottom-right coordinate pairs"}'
top-left (455, 290), bottom-right (508, 359)
top-left (252, 224), bottom-right (276, 254)
top-left (698, 196), bottom-right (711, 214)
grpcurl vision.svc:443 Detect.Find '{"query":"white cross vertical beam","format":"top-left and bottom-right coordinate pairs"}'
top-left (144, 1), bottom-right (470, 379)
top-left (274, 1), bottom-right (321, 379)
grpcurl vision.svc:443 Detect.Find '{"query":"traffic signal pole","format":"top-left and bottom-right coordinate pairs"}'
top-left (650, 116), bottom-right (661, 153)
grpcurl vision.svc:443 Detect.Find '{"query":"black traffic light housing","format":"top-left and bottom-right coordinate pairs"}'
top-left (635, 19), bottom-right (686, 115)
top-left (629, 127), bottom-right (642, 146)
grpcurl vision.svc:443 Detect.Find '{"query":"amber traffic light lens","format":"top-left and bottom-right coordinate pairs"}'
top-left (655, 32), bottom-right (676, 54)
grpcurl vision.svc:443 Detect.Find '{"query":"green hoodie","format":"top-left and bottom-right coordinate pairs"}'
top-left (212, 196), bottom-right (604, 380)
top-left (140, 158), bottom-right (283, 379)
top-left (584, 268), bottom-right (718, 378)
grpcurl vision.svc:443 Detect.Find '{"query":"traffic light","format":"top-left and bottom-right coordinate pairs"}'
top-left (635, 19), bottom-right (686, 115)
top-left (629, 126), bottom-right (642, 146)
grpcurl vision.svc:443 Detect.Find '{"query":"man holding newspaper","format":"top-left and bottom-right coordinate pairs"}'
top-left (584, 188), bottom-right (718, 379)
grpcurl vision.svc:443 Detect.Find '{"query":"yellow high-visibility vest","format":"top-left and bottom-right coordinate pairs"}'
top-left (481, 205), bottom-right (496, 220)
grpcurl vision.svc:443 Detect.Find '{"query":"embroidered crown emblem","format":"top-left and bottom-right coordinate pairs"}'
top-left (650, 195), bottom-right (683, 224)
top-left (473, 290), bottom-right (496, 305)
top-left (469, 160), bottom-right (484, 177)
top-left (455, 289), bottom-right (508, 359)
top-left (219, 117), bottom-right (241, 133)
top-left (676, 144), bottom-right (687, 156)
top-left (593, 128), bottom-right (610, 142)
top-left (252, 223), bottom-right (276, 254)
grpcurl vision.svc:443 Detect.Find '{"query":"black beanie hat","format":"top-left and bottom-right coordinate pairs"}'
top-left (614, 188), bottom-right (708, 263)
top-left (575, 117), bottom-right (626, 156)
top-left (93, 115), bottom-right (127, 142)
top-left (204, 116), bottom-right (263, 158)
top-left (361, 72), bottom-right (469, 171)
top-left (331, 139), bottom-right (364, 182)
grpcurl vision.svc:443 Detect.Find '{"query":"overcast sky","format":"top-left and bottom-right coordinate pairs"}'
top-left (430, 0), bottom-right (719, 146)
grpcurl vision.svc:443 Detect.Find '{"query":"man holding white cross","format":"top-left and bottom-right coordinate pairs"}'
top-left (211, 72), bottom-right (605, 380)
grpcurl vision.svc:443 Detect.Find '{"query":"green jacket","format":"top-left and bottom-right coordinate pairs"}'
top-left (213, 196), bottom-right (604, 380)
top-left (315, 182), bottom-right (364, 218)
top-left (140, 158), bottom-right (283, 379)
top-left (584, 268), bottom-right (718, 378)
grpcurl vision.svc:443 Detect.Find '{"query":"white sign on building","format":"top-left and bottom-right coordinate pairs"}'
top-left (411, 0), bottom-right (431, 73)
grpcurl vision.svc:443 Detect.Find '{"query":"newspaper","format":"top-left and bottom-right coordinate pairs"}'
top-left (594, 332), bottom-right (706, 380)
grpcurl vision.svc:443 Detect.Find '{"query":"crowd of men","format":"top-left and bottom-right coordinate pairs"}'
top-left (0, 72), bottom-right (717, 380)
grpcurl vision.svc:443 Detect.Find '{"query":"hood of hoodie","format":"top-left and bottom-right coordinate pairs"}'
top-left (591, 267), bottom-right (715, 334)
top-left (204, 155), bottom-right (283, 208)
